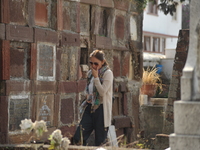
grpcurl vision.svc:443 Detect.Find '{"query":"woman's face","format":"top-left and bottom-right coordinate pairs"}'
top-left (89, 56), bottom-right (104, 70)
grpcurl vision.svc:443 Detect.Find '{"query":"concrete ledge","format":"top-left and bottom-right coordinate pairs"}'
top-left (0, 144), bottom-right (151, 150)
top-left (174, 101), bottom-right (200, 135)
top-left (170, 133), bottom-right (200, 150)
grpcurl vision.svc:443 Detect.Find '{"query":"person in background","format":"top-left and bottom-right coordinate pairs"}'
top-left (73, 50), bottom-right (113, 146)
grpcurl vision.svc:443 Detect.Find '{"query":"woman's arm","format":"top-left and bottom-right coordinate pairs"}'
top-left (93, 70), bottom-right (113, 96)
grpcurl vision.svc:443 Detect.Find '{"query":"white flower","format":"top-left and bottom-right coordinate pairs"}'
top-left (61, 137), bottom-right (71, 150)
top-left (52, 129), bottom-right (63, 145)
top-left (96, 148), bottom-right (107, 150)
top-left (19, 119), bottom-right (34, 134)
top-left (34, 120), bottom-right (48, 137)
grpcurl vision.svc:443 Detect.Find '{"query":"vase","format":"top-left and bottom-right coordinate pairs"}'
top-left (140, 84), bottom-right (157, 97)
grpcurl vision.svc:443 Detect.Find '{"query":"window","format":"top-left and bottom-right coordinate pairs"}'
top-left (144, 36), bottom-right (151, 51)
top-left (147, 0), bottom-right (158, 15)
top-left (161, 38), bottom-right (166, 53)
top-left (153, 37), bottom-right (160, 52)
top-left (143, 36), bottom-right (165, 53)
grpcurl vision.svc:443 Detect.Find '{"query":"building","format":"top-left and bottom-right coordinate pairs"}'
top-left (143, 0), bottom-right (182, 79)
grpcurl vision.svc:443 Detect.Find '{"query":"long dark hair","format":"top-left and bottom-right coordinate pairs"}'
top-left (89, 50), bottom-right (108, 66)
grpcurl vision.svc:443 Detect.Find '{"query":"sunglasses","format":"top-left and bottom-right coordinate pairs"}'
top-left (89, 62), bottom-right (99, 66)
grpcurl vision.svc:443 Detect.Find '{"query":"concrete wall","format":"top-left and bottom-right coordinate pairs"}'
top-left (0, 0), bottom-right (143, 144)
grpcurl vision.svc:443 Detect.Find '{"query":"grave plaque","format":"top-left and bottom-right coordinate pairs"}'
top-left (37, 43), bottom-right (56, 81)
top-left (36, 95), bottom-right (54, 127)
top-left (39, 99), bottom-right (51, 126)
top-left (9, 96), bottom-right (30, 131)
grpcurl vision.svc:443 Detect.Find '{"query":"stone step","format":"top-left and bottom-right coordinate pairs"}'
top-left (169, 133), bottom-right (200, 150)
top-left (174, 101), bottom-right (200, 135)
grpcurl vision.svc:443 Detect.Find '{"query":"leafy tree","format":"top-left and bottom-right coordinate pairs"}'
top-left (158, 0), bottom-right (189, 16)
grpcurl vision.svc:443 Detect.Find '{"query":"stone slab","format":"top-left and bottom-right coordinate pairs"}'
top-left (37, 43), bottom-right (56, 81)
top-left (9, 0), bottom-right (26, 25)
top-left (30, 43), bottom-right (37, 80)
top-left (99, 0), bottom-right (114, 8)
top-left (27, 0), bottom-right (35, 27)
top-left (9, 95), bottom-right (30, 131)
top-left (58, 81), bottom-right (77, 93)
top-left (95, 35), bottom-right (112, 49)
top-left (6, 25), bottom-right (33, 42)
top-left (113, 116), bottom-right (131, 128)
top-left (33, 81), bottom-right (56, 94)
top-left (6, 80), bottom-right (31, 95)
top-left (34, 28), bottom-right (58, 44)
top-left (80, 0), bottom-right (98, 5)
top-left (114, 0), bottom-right (129, 11)
top-left (35, 95), bottom-right (55, 126)
top-left (174, 101), bottom-right (200, 135)
top-left (170, 133), bottom-right (200, 150)
top-left (0, 23), bottom-right (5, 39)
top-left (77, 79), bottom-right (87, 92)
top-left (61, 32), bottom-right (80, 47)
top-left (60, 98), bottom-right (74, 124)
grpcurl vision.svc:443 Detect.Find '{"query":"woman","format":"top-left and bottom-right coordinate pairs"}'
top-left (73, 50), bottom-right (113, 146)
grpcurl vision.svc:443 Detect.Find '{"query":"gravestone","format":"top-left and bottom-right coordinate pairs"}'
top-left (169, 0), bottom-right (200, 150)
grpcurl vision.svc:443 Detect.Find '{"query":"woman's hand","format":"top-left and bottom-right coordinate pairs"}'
top-left (91, 66), bottom-right (99, 78)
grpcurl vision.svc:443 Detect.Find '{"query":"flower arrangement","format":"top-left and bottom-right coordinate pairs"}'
top-left (19, 119), bottom-right (48, 142)
top-left (48, 129), bottom-right (70, 150)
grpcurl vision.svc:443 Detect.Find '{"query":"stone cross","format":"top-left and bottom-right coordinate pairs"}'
top-left (169, 0), bottom-right (200, 150)
top-left (181, 0), bottom-right (200, 101)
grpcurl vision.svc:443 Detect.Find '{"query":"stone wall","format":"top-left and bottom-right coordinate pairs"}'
top-left (0, 0), bottom-right (143, 144)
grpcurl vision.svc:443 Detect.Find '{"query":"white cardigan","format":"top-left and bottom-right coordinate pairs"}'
top-left (93, 69), bottom-right (113, 127)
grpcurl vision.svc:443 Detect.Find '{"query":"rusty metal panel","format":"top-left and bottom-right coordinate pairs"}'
top-left (0, 23), bottom-right (5, 39)
top-left (61, 32), bottom-right (80, 47)
top-left (95, 35), bottom-right (112, 49)
top-left (34, 28), bottom-right (59, 44)
top-left (0, 0), bottom-right (10, 23)
top-left (80, 0), bottom-right (98, 5)
top-left (0, 40), bottom-right (10, 80)
top-left (6, 25), bottom-right (33, 42)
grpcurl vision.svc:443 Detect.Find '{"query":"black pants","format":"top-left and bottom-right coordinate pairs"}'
top-left (73, 104), bottom-right (108, 146)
